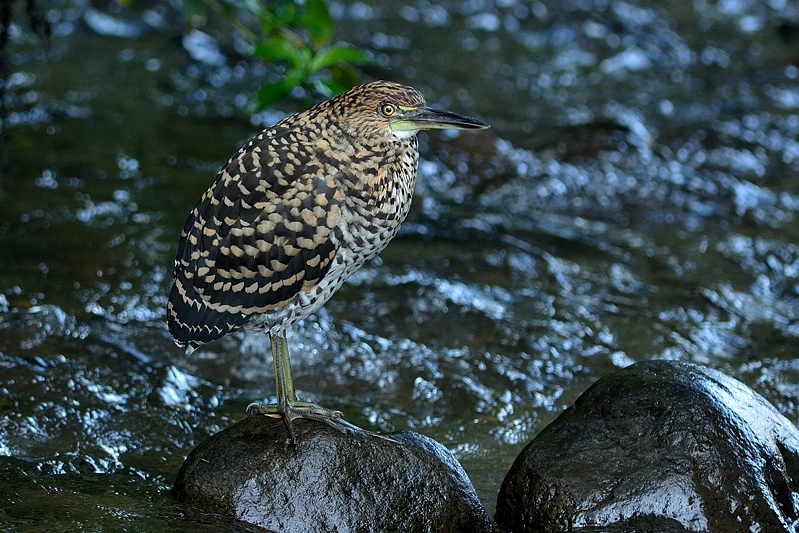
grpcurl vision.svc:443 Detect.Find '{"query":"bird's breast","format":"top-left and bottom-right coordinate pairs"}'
top-left (333, 140), bottom-right (419, 261)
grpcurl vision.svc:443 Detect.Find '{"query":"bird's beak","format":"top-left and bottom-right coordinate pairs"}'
top-left (391, 106), bottom-right (489, 132)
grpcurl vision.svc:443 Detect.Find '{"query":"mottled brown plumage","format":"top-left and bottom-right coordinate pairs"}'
top-left (167, 80), bottom-right (487, 441)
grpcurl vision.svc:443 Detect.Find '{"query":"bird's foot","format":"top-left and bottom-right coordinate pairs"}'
top-left (247, 400), bottom-right (367, 443)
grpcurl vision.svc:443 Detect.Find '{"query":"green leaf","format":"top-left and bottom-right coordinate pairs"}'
top-left (183, 0), bottom-right (369, 112)
top-left (255, 79), bottom-right (294, 110)
top-left (297, 47), bottom-right (314, 71)
top-left (311, 45), bottom-right (372, 71)
top-left (182, 0), bottom-right (208, 24)
top-left (272, 0), bottom-right (300, 26)
top-left (302, 0), bottom-right (334, 46)
top-left (253, 36), bottom-right (301, 65)
top-left (322, 65), bottom-right (363, 95)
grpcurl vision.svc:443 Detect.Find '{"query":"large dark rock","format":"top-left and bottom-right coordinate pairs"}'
top-left (496, 360), bottom-right (799, 532)
top-left (172, 415), bottom-right (491, 533)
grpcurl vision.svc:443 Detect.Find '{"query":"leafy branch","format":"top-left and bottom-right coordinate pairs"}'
top-left (186, 0), bottom-right (372, 110)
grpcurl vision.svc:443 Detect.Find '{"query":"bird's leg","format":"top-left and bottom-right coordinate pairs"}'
top-left (271, 331), bottom-right (298, 408)
top-left (247, 331), bottom-right (363, 442)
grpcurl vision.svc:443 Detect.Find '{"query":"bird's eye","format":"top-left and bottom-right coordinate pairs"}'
top-left (380, 104), bottom-right (396, 116)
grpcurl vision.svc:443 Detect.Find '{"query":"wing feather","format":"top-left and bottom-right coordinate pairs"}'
top-left (167, 128), bottom-right (340, 348)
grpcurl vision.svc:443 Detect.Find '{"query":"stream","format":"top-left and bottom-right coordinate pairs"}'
top-left (1, 0), bottom-right (799, 529)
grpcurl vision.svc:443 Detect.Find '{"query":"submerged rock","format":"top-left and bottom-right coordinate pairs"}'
top-left (496, 360), bottom-right (799, 532)
top-left (172, 415), bottom-right (491, 533)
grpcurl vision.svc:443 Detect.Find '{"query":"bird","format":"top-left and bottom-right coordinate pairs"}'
top-left (167, 80), bottom-right (488, 443)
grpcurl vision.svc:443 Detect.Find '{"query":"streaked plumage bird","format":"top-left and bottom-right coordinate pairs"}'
top-left (167, 80), bottom-right (488, 442)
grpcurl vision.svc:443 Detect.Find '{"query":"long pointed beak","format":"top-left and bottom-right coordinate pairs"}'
top-left (393, 106), bottom-right (489, 132)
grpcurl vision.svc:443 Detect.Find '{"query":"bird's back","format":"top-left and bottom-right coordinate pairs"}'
top-left (167, 88), bottom-right (421, 349)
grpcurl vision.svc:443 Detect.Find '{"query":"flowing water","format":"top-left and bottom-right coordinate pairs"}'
top-left (2, 0), bottom-right (799, 529)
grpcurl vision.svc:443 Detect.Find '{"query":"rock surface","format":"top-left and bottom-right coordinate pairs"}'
top-left (496, 360), bottom-right (799, 532)
top-left (172, 415), bottom-right (491, 533)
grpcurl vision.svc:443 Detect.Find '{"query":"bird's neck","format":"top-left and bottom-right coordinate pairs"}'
top-left (336, 135), bottom-right (419, 227)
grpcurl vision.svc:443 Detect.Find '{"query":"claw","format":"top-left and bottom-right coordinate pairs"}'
top-left (247, 400), bottom-right (347, 442)
top-left (247, 400), bottom-right (394, 443)
top-left (249, 332), bottom-right (394, 443)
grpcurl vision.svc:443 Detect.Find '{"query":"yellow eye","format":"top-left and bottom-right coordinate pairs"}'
top-left (380, 103), bottom-right (396, 116)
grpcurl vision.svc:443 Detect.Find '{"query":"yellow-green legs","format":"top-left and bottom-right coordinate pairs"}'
top-left (247, 332), bottom-right (359, 443)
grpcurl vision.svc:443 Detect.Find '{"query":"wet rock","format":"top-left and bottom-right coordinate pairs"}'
top-left (172, 415), bottom-right (492, 533)
top-left (496, 360), bottom-right (799, 532)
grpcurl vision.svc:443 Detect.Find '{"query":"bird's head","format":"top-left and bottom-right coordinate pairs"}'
top-left (329, 80), bottom-right (489, 143)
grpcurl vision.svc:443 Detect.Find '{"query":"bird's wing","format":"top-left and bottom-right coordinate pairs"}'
top-left (167, 130), bottom-right (341, 348)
